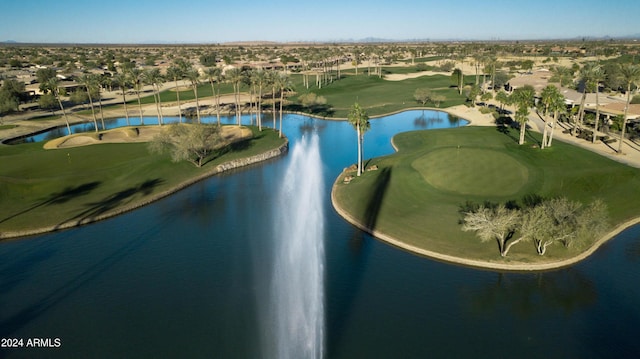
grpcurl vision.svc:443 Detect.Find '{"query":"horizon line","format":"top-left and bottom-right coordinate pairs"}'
top-left (3, 35), bottom-right (640, 46)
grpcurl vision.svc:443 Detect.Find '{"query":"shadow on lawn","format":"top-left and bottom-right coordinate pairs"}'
top-left (362, 167), bottom-right (392, 232)
top-left (496, 116), bottom-right (541, 147)
top-left (0, 181), bottom-right (102, 225)
top-left (60, 178), bottom-right (163, 226)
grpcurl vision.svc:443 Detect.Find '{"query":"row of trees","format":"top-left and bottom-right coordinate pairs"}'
top-left (461, 197), bottom-right (608, 257)
top-left (31, 60), bottom-right (295, 139)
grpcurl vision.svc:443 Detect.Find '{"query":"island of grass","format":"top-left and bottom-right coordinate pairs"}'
top-left (332, 126), bottom-right (640, 271)
top-left (0, 125), bottom-right (287, 239)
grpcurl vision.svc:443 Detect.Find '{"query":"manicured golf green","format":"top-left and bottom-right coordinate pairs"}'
top-left (332, 126), bottom-right (640, 264)
top-left (0, 126), bottom-right (286, 236)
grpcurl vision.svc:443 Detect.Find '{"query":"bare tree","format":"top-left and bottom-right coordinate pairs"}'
top-left (461, 204), bottom-right (520, 257)
top-left (149, 123), bottom-right (221, 167)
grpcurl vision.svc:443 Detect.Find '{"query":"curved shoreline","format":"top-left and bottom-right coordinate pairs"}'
top-left (0, 106), bottom-right (476, 144)
top-left (0, 140), bottom-right (288, 240)
top-left (331, 169), bottom-right (640, 272)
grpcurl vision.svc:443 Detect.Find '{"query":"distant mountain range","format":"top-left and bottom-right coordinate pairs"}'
top-left (3, 34), bottom-right (639, 45)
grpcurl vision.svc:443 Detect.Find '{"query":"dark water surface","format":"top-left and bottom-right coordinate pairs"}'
top-left (1, 111), bottom-right (639, 358)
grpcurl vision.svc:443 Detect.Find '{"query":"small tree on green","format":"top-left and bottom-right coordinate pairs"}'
top-left (413, 88), bottom-right (432, 106)
top-left (149, 123), bottom-right (222, 168)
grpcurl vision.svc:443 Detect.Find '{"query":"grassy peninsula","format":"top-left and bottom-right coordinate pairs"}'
top-left (332, 126), bottom-right (640, 269)
top-left (0, 126), bottom-right (286, 238)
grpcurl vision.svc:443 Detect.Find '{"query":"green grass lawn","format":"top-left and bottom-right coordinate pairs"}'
top-left (129, 71), bottom-right (471, 119)
top-left (333, 126), bottom-right (640, 264)
top-left (0, 126), bottom-right (286, 235)
top-left (289, 73), bottom-right (471, 117)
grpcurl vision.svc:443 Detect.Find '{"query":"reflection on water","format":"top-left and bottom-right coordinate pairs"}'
top-left (464, 270), bottom-right (597, 319)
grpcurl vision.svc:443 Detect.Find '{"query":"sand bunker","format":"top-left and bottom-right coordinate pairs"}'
top-left (44, 125), bottom-right (252, 149)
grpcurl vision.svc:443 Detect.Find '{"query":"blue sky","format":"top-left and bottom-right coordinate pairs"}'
top-left (1, 0), bottom-right (638, 43)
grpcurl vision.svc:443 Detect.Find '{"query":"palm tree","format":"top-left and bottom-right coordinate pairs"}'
top-left (617, 63), bottom-right (640, 154)
top-left (225, 67), bottom-right (244, 126)
top-left (274, 73), bottom-right (293, 138)
top-left (347, 103), bottom-right (370, 176)
top-left (573, 63), bottom-right (600, 137)
top-left (45, 77), bottom-right (72, 135)
top-left (113, 72), bottom-right (131, 126)
top-left (495, 90), bottom-right (510, 111)
top-left (185, 68), bottom-right (202, 123)
top-left (452, 68), bottom-right (464, 95)
top-left (546, 90), bottom-right (567, 148)
top-left (511, 85), bottom-right (535, 145)
top-left (143, 68), bottom-right (164, 126)
top-left (550, 65), bottom-right (574, 87)
top-left (79, 74), bottom-right (100, 132)
top-left (129, 68), bottom-right (144, 125)
top-left (589, 64), bottom-right (605, 143)
top-left (251, 69), bottom-right (267, 131)
top-left (205, 67), bottom-right (223, 125)
top-left (539, 85), bottom-right (566, 148)
top-left (268, 70), bottom-right (278, 129)
top-left (166, 64), bottom-right (185, 123)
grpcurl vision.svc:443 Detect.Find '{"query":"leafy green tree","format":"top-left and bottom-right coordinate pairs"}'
top-left (199, 52), bottom-right (217, 67)
top-left (149, 123), bottom-right (221, 167)
top-left (69, 89), bottom-right (88, 106)
top-left (413, 88), bottom-right (432, 106)
top-left (36, 67), bottom-right (57, 93)
top-left (431, 93), bottom-right (446, 108)
top-left (347, 103), bottom-right (370, 177)
top-left (0, 79), bottom-right (25, 114)
top-left (38, 92), bottom-right (58, 112)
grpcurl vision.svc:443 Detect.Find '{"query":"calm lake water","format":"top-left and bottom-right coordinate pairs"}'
top-left (1, 111), bottom-right (639, 358)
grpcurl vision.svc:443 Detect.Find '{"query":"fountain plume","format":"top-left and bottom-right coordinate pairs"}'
top-left (268, 133), bottom-right (325, 359)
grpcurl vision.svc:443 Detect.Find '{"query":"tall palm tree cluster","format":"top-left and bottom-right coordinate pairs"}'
top-left (107, 62), bottom-right (294, 137)
top-left (497, 61), bottom-right (640, 154)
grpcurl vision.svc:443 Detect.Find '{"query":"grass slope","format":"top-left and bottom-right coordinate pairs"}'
top-left (0, 126), bottom-right (286, 235)
top-left (291, 74), bottom-right (469, 117)
top-left (333, 126), bottom-right (640, 264)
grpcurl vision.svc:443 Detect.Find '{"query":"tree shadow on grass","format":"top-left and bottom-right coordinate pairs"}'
top-left (495, 116), bottom-right (519, 143)
top-left (60, 178), bottom-right (163, 226)
top-left (0, 181), bottom-right (102, 224)
top-left (362, 167), bottom-right (392, 232)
